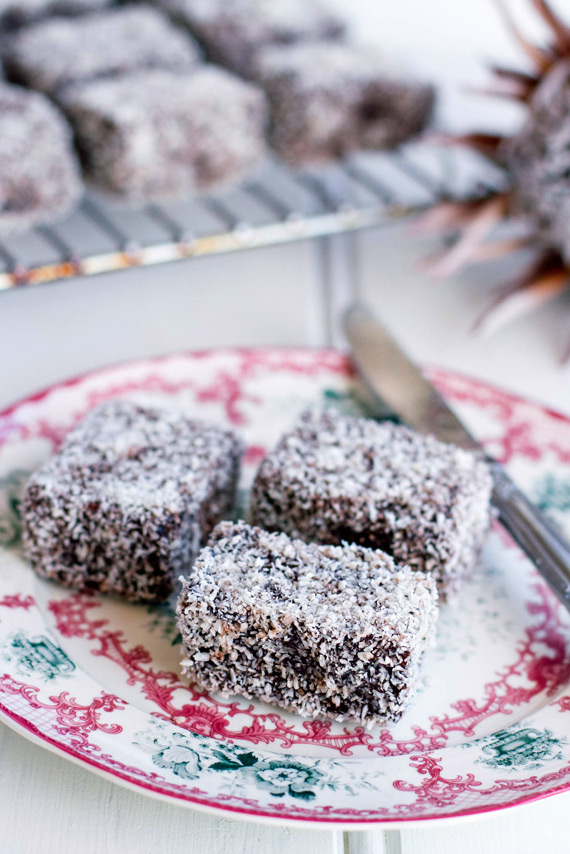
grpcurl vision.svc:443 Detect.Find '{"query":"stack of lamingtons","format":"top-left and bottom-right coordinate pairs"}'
top-left (0, 0), bottom-right (434, 234)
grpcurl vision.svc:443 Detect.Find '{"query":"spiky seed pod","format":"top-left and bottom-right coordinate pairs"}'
top-left (422, 0), bottom-right (570, 358)
top-left (504, 58), bottom-right (570, 264)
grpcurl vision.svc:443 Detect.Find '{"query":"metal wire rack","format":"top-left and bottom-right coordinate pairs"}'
top-left (0, 142), bottom-right (505, 290)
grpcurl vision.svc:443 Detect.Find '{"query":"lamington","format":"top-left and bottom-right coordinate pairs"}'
top-left (177, 520), bottom-right (438, 726)
top-left (0, 82), bottom-right (82, 234)
top-left (5, 7), bottom-right (202, 97)
top-left (253, 42), bottom-right (435, 166)
top-left (22, 400), bottom-right (243, 603)
top-left (155, 0), bottom-right (345, 78)
top-left (60, 66), bottom-right (268, 202)
top-left (251, 409), bottom-right (493, 598)
top-left (0, 0), bottom-right (111, 30)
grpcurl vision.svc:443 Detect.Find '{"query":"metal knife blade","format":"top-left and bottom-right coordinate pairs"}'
top-left (344, 302), bottom-right (570, 610)
top-left (345, 303), bottom-right (480, 451)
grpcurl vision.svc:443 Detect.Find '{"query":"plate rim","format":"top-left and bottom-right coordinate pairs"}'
top-left (2, 345), bottom-right (570, 827)
top-left (2, 344), bottom-right (568, 429)
top-left (2, 698), bottom-right (569, 830)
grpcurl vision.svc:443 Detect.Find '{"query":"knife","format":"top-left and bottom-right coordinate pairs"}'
top-left (345, 302), bottom-right (570, 609)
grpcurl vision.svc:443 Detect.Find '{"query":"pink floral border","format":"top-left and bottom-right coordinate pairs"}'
top-left (1, 348), bottom-right (570, 824)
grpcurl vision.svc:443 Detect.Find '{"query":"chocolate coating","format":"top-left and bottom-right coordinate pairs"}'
top-left (0, 0), bottom-right (111, 30)
top-left (60, 66), bottom-right (268, 202)
top-left (0, 82), bottom-right (82, 234)
top-left (251, 409), bottom-right (492, 598)
top-left (156, 0), bottom-right (345, 78)
top-left (254, 42), bottom-right (434, 166)
top-left (22, 399), bottom-right (243, 602)
top-left (177, 520), bottom-right (438, 726)
top-left (5, 6), bottom-right (201, 97)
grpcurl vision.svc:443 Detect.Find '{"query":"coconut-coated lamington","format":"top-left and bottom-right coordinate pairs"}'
top-left (156, 0), bottom-right (345, 79)
top-left (177, 521), bottom-right (438, 726)
top-left (60, 66), bottom-right (268, 202)
top-left (0, 82), bottom-right (82, 234)
top-left (0, 0), bottom-right (110, 31)
top-left (22, 400), bottom-right (243, 603)
top-left (254, 42), bottom-right (435, 166)
top-left (6, 6), bottom-right (200, 96)
top-left (251, 410), bottom-right (492, 598)
top-left (5, 7), bottom-right (202, 97)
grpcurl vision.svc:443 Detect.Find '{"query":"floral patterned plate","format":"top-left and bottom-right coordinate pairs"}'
top-left (2, 348), bottom-right (570, 828)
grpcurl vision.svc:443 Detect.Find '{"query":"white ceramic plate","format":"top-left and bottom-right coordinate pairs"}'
top-left (1, 348), bottom-right (570, 828)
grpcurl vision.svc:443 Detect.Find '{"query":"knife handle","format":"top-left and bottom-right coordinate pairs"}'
top-left (490, 462), bottom-right (570, 609)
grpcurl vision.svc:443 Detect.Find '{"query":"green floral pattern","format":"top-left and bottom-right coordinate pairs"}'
top-left (533, 474), bottom-right (570, 537)
top-left (134, 721), bottom-right (384, 802)
top-left (2, 351), bottom-right (570, 822)
top-left (143, 600), bottom-right (182, 646)
top-left (534, 474), bottom-right (570, 515)
top-left (321, 387), bottom-right (398, 421)
top-left (3, 631), bottom-right (76, 682)
top-left (461, 725), bottom-right (566, 771)
top-left (252, 760), bottom-right (324, 800)
top-left (0, 470), bottom-right (28, 550)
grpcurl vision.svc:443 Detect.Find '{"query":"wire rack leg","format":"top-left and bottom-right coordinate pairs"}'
top-left (333, 827), bottom-right (401, 854)
top-left (312, 231), bottom-right (360, 349)
top-left (306, 234), bottom-right (336, 347)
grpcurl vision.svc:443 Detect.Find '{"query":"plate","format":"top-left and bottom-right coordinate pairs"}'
top-left (1, 347), bottom-right (570, 828)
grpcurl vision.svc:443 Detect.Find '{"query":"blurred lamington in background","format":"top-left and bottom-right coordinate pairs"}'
top-left (0, 0), bottom-right (110, 30)
top-left (4, 6), bottom-right (202, 95)
top-left (0, 82), bottom-right (82, 234)
top-left (254, 41), bottom-right (434, 166)
top-left (153, 0), bottom-right (347, 78)
top-left (60, 67), bottom-right (269, 202)
top-left (0, 0), bottom-right (434, 231)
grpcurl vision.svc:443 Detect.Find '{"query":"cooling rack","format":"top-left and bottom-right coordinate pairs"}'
top-left (0, 142), bottom-right (504, 290)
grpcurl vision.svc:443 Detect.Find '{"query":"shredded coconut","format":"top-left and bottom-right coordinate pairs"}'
top-left (155, 0), bottom-right (345, 78)
top-left (251, 409), bottom-right (493, 598)
top-left (0, 82), bottom-right (82, 235)
top-left (253, 42), bottom-right (434, 166)
top-left (22, 399), bottom-right (243, 602)
top-left (177, 520), bottom-right (438, 726)
top-left (60, 66), bottom-right (268, 202)
top-left (0, 0), bottom-right (110, 29)
top-left (6, 7), bottom-right (201, 97)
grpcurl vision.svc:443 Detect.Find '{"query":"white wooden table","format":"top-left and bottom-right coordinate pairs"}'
top-left (2, 2), bottom-right (570, 849)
